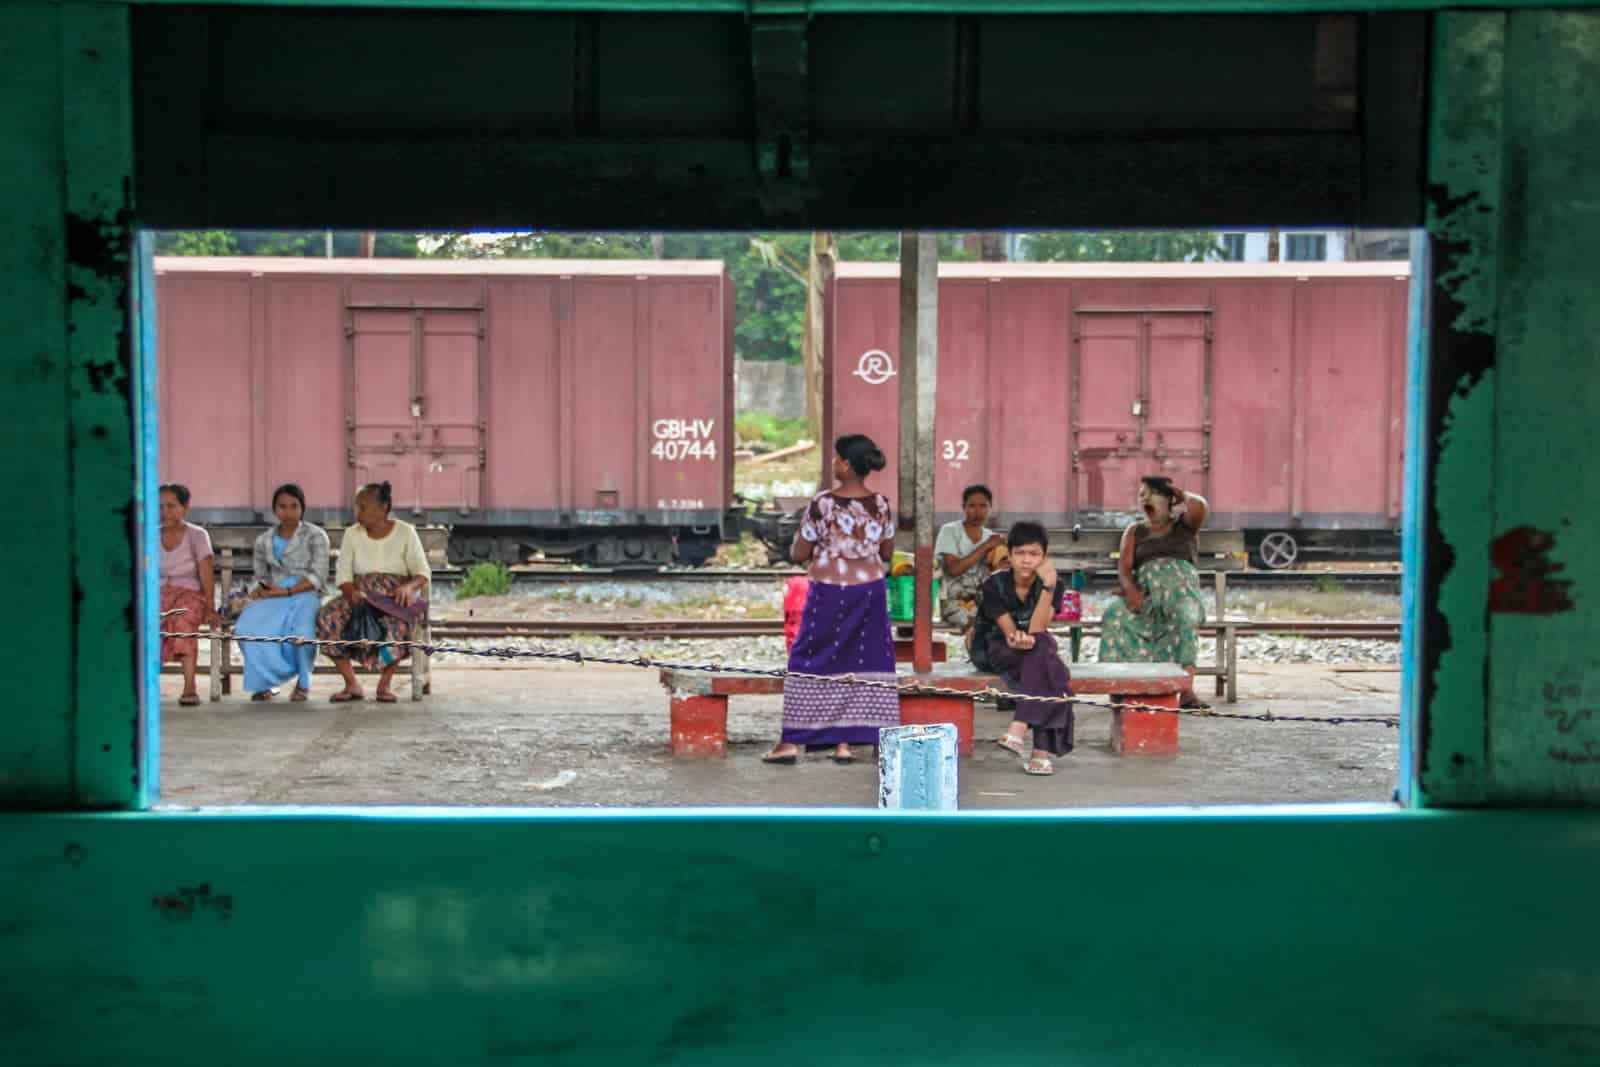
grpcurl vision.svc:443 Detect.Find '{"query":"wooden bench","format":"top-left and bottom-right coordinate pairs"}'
top-left (162, 524), bottom-right (448, 702)
top-left (900, 617), bottom-right (1242, 704)
top-left (659, 662), bottom-right (1190, 758)
top-left (1050, 527), bottom-right (1246, 703)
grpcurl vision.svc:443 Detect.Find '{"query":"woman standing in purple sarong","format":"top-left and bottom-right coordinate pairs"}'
top-left (764, 435), bottom-right (899, 766)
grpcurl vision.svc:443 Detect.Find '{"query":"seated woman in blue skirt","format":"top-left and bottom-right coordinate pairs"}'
top-left (235, 483), bottom-right (330, 702)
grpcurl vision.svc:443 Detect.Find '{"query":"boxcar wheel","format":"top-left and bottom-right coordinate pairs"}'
top-left (1256, 531), bottom-right (1299, 570)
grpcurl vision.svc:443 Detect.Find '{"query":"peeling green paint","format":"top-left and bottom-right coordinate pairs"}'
top-left (1429, 372), bottom-right (1495, 800)
top-left (0, 3), bottom-right (74, 808)
top-left (62, 4), bottom-right (139, 809)
top-left (1486, 11), bottom-right (1600, 801)
top-left (1418, 11), bottom-right (1504, 806)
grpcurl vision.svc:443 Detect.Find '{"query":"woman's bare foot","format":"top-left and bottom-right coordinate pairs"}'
top-left (830, 744), bottom-right (855, 764)
top-left (329, 686), bottom-right (364, 703)
top-left (763, 743), bottom-right (800, 765)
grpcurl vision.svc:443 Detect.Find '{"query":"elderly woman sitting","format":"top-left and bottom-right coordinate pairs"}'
top-left (315, 480), bottom-right (431, 703)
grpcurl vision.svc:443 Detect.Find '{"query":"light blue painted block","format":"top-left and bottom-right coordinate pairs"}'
top-left (878, 724), bottom-right (959, 811)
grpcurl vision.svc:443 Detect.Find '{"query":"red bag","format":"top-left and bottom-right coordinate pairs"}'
top-left (783, 576), bottom-right (810, 652)
top-left (1053, 590), bottom-right (1082, 623)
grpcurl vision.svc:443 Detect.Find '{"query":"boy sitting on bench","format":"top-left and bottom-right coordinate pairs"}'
top-left (970, 522), bottom-right (1074, 776)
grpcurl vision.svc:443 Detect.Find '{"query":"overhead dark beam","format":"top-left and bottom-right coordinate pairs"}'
top-left (163, 131), bottom-right (1361, 229)
top-left (1362, 12), bottom-right (1430, 224)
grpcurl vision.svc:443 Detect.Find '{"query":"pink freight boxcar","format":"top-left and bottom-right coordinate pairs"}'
top-left (156, 257), bottom-right (735, 566)
top-left (824, 261), bottom-right (1411, 566)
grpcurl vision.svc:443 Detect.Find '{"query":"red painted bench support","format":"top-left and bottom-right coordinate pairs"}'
top-left (660, 662), bottom-right (1189, 758)
top-left (1109, 693), bottom-right (1182, 756)
top-left (898, 693), bottom-right (975, 755)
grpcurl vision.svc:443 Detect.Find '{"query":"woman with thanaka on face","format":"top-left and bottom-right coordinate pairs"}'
top-left (314, 480), bottom-right (431, 703)
top-left (158, 483), bottom-right (215, 706)
top-left (765, 434), bottom-right (899, 766)
top-left (971, 522), bottom-right (1074, 776)
top-left (235, 483), bottom-right (330, 702)
top-left (1099, 475), bottom-right (1211, 708)
top-left (935, 483), bottom-right (1007, 632)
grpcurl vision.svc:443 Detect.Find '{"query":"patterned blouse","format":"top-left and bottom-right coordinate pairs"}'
top-left (798, 491), bottom-right (896, 586)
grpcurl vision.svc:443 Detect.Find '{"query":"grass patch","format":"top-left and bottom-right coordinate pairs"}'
top-left (1229, 589), bottom-right (1400, 620)
top-left (456, 562), bottom-right (512, 599)
top-left (714, 532), bottom-right (773, 568)
top-left (1314, 573), bottom-right (1346, 595)
top-left (735, 444), bottom-right (821, 497)
top-left (735, 413), bottom-right (811, 450)
top-left (650, 593), bottom-right (782, 620)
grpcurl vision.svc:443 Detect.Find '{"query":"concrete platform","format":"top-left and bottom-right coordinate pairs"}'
top-left (155, 660), bottom-right (1400, 809)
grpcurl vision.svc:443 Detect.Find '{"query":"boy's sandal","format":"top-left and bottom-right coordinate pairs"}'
top-left (995, 735), bottom-right (1027, 758)
top-left (1023, 757), bottom-right (1056, 776)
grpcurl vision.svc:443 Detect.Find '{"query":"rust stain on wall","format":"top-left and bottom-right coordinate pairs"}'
top-left (1489, 526), bottom-right (1574, 614)
top-left (151, 883), bottom-right (233, 922)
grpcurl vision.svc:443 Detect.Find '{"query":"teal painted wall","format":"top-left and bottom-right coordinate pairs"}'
top-left (4, 807), bottom-right (1600, 1066)
top-left (2, 3), bottom-right (1599, 1062)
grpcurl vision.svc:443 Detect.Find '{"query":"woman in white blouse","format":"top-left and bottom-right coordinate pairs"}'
top-left (314, 481), bottom-right (431, 703)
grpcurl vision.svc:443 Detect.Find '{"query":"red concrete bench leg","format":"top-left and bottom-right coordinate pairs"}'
top-left (1110, 693), bottom-right (1180, 756)
top-left (670, 694), bottom-right (728, 757)
top-left (899, 696), bottom-right (974, 756)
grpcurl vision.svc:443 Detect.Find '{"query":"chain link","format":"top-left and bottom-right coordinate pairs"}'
top-left (158, 612), bottom-right (1399, 728)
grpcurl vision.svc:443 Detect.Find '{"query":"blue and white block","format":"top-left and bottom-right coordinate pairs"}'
top-left (878, 723), bottom-right (959, 811)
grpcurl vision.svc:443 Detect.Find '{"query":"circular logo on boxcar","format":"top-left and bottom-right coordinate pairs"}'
top-left (854, 349), bottom-right (896, 386)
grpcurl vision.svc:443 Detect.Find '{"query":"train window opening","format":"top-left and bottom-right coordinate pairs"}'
top-left (141, 227), bottom-right (1422, 812)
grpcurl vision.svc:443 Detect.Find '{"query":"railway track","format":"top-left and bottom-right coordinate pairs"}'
top-left (431, 567), bottom-right (1402, 591)
top-left (429, 618), bottom-right (1402, 641)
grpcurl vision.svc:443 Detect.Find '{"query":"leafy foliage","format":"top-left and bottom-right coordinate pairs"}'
top-left (151, 230), bottom-right (420, 258)
top-left (155, 230), bottom-right (239, 256)
top-left (417, 231), bottom-right (976, 363)
top-left (734, 413), bottom-right (811, 449)
top-left (149, 229), bottom-right (1226, 362)
top-left (1019, 231), bottom-right (1223, 262)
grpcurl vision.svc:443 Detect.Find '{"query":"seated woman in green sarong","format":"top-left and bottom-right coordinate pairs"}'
top-left (1099, 476), bottom-right (1211, 709)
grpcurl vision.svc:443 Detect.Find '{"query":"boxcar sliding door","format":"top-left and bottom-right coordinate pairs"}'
top-left (1072, 308), bottom-right (1211, 519)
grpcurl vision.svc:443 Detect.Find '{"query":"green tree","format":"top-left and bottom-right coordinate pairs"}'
top-left (153, 230), bottom-right (238, 256)
top-left (152, 230), bottom-right (421, 257)
top-left (1018, 231), bottom-right (1223, 262)
top-left (416, 231), bottom-right (983, 363)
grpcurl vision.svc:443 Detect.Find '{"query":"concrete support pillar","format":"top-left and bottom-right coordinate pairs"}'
top-left (897, 234), bottom-right (938, 674)
top-left (878, 723), bottom-right (959, 810)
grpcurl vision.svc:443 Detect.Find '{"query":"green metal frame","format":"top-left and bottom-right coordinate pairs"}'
top-left (113, 0), bottom-right (1600, 12)
top-left (3, 3), bottom-right (1599, 1061)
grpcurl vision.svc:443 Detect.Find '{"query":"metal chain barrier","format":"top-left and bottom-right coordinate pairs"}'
top-left (158, 610), bottom-right (1398, 728)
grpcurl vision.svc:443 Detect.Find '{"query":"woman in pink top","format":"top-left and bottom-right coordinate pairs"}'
top-left (159, 484), bottom-right (215, 706)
